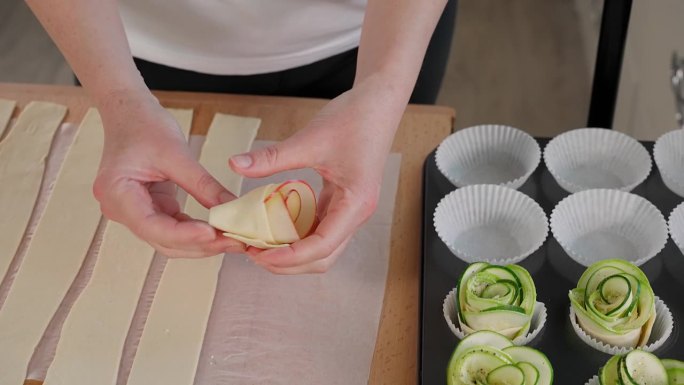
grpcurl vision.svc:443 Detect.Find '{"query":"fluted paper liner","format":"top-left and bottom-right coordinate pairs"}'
top-left (544, 128), bottom-right (651, 193)
top-left (669, 202), bottom-right (684, 257)
top-left (655, 129), bottom-right (684, 198)
top-left (443, 288), bottom-right (547, 346)
top-left (434, 184), bottom-right (548, 264)
top-left (550, 189), bottom-right (668, 266)
top-left (570, 296), bottom-right (673, 355)
top-left (435, 124), bottom-right (540, 189)
top-left (585, 375), bottom-right (599, 385)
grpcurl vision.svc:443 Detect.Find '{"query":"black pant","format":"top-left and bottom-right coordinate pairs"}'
top-left (129, 0), bottom-right (457, 104)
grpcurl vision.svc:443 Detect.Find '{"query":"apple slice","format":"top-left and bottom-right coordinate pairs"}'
top-left (209, 181), bottom-right (317, 249)
top-left (264, 190), bottom-right (300, 244)
top-left (275, 180), bottom-right (316, 238)
top-left (285, 190), bottom-right (302, 222)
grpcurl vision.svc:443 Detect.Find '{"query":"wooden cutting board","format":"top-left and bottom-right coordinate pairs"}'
top-left (0, 83), bottom-right (454, 385)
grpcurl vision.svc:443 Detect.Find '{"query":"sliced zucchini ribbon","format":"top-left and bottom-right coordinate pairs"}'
top-left (598, 350), bottom-right (683, 385)
top-left (447, 331), bottom-right (553, 385)
top-left (569, 259), bottom-right (656, 348)
top-left (456, 263), bottom-right (537, 339)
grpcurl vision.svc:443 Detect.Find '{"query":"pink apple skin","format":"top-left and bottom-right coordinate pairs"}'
top-left (275, 180), bottom-right (317, 238)
top-left (262, 190), bottom-right (280, 204)
top-left (284, 190), bottom-right (302, 222)
top-left (264, 191), bottom-right (299, 243)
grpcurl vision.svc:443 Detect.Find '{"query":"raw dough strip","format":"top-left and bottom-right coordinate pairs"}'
top-left (0, 109), bottom-right (103, 385)
top-left (126, 114), bottom-right (260, 385)
top-left (0, 102), bottom-right (66, 285)
top-left (0, 98), bottom-right (17, 140)
top-left (42, 109), bottom-right (194, 385)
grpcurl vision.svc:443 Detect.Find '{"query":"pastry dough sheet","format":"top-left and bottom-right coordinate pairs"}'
top-left (0, 121), bottom-right (79, 331)
top-left (126, 114), bottom-right (259, 385)
top-left (42, 109), bottom-right (194, 385)
top-left (0, 109), bottom-right (103, 384)
top-left (0, 102), bottom-right (65, 287)
top-left (0, 98), bottom-right (16, 140)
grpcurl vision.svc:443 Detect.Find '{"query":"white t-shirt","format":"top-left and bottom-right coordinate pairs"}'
top-left (118, 0), bottom-right (367, 76)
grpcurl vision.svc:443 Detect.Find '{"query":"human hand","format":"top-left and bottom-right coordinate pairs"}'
top-left (93, 91), bottom-right (245, 258)
top-left (229, 77), bottom-right (404, 274)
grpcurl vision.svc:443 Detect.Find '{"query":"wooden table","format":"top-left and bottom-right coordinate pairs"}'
top-left (0, 83), bottom-right (454, 385)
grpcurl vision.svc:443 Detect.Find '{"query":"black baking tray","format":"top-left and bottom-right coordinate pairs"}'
top-left (420, 139), bottom-right (684, 385)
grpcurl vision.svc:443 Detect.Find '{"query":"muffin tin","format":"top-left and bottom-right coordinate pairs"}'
top-left (420, 137), bottom-right (684, 385)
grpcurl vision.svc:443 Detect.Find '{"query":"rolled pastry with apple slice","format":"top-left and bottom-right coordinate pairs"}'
top-left (209, 180), bottom-right (317, 248)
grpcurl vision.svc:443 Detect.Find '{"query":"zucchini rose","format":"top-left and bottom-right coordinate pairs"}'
top-left (447, 331), bottom-right (553, 385)
top-left (569, 259), bottom-right (656, 348)
top-left (595, 350), bottom-right (683, 385)
top-left (456, 262), bottom-right (537, 340)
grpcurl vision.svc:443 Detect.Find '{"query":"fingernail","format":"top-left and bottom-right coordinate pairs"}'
top-left (231, 154), bottom-right (252, 168)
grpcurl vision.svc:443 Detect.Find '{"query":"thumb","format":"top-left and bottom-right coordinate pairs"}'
top-left (229, 141), bottom-right (306, 178)
top-left (168, 155), bottom-right (236, 208)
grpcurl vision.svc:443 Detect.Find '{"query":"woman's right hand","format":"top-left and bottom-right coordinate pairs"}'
top-left (93, 90), bottom-right (245, 258)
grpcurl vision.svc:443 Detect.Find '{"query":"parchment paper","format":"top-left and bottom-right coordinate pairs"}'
top-left (3, 128), bottom-right (401, 385)
top-left (194, 142), bottom-right (401, 385)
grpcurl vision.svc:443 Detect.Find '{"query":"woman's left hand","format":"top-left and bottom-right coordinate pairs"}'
top-left (229, 76), bottom-right (405, 274)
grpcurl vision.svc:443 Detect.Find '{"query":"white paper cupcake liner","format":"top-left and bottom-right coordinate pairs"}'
top-left (550, 189), bottom-right (668, 266)
top-left (569, 296), bottom-right (674, 355)
top-left (435, 124), bottom-right (540, 190)
top-left (669, 202), bottom-right (684, 256)
top-left (543, 128), bottom-right (651, 193)
top-left (585, 375), bottom-right (599, 385)
top-left (434, 184), bottom-right (548, 264)
top-left (442, 288), bottom-right (547, 345)
top-left (654, 129), bottom-right (684, 198)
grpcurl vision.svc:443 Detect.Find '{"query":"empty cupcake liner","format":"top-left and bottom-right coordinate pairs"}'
top-left (435, 124), bottom-right (541, 190)
top-left (544, 128), bottom-right (652, 193)
top-left (569, 296), bottom-right (673, 355)
top-left (550, 189), bottom-right (668, 267)
top-left (670, 202), bottom-right (684, 256)
top-left (443, 288), bottom-right (547, 345)
top-left (654, 129), bottom-right (684, 198)
top-left (434, 184), bottom-right (549, 264)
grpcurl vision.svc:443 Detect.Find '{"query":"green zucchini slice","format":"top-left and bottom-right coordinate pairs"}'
top-left (516, 362), bottom-right (539, 385)
top-left (502, 346), bottom-right (553, 385)
top-left (620, 350), bottom-right (668, 385)
top-left (451, 330), bottom-right (513, 362)
top-left (486, 364), bottom-right (525, 385)
top-left (447, 348), bottom-right (510, 385)
top-left (599, 354), bottom-right (622, 385)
